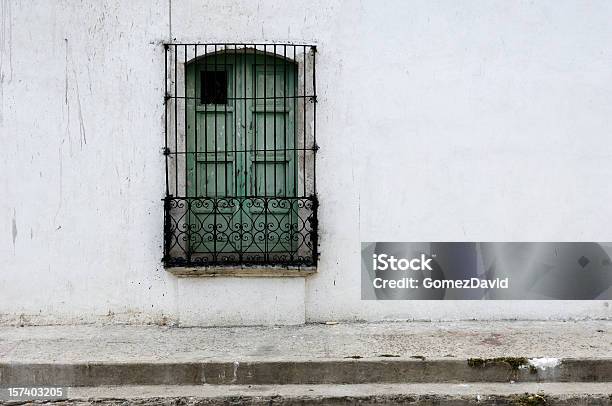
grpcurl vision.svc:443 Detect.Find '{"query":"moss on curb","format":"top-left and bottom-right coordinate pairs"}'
top-left (467, 357), bottom-right (530, 371)
top-left (512, 393), bottom-right (548, 405)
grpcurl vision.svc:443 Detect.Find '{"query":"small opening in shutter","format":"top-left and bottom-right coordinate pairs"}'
top-left (200, 70), bottom-right (227, 104)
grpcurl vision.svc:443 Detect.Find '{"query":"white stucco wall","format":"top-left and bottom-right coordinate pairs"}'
top-left (1, 0), bottom-right (611, 326)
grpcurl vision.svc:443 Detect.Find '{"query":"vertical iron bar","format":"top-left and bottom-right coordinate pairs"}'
top-left (194, 44), bottom-right (198, 197)
top-left (241, 44), bottom-right (247, 261)
top-left (283, 45), bottom-right (287, 198)
top-left (204, 45), bottom-right (208, 197)
top-left (273, 44), bottom-right (277, 198)
top-left (283, 45), bottom-right (290, 259)
top-left (311, 196), bottom-right (319, 265)
top-left (233, 45), bottom-right (238, 259)
top-left (174, 45), bottom-right (178, 196)
top-left (233, 45), bottom-right (238, 197)
top-left (224, 46), bottom-right (228, 197)
top-left (213, 44), bottom-right (218, 260)
top-left (214, 44), bottom-right (218, 198)
top-left (222, 46), bottom-right (229, 257)
top-left (163, 44), bottom-right (170, 263)
top-left (293, 46), bottom-right (297, 198)
top-left (311, 46), bottom-right (319, 265)
top-left (163, 197), bottom-right (171, 263)
top-left (253, 46), bottom-right (258, 198)
top-left (312, 46), bottom-right (317, 195)
top-left (263, 45), bottom-right (268, 261)
top-left (292, 45), bottom-right (298, 263)
top-left (263, 45), bottom-right (267, 196)
top-left (184, 45), bottom-right (188, 198)
top-left (164, 45), bottom-right (169, 196)
top-left (243, 45), bottom-right (248, 198)
top-left (184, 45), bottom-right (191, 262)
top-left (302, 45), bottom-right (307, 197)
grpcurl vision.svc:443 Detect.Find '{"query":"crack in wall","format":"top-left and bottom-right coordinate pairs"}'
top-left (11, 208), bottom-right (17, 252)
top-left (74, 69), bottom-right (87, 148)
top-left (62, 38), bottom-right (87, 154)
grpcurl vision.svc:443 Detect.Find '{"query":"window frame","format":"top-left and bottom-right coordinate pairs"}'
top-left (162, 44), bottom-right (318, 272)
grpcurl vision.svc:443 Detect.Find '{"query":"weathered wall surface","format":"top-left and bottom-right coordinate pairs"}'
top-left (0, 0), bottom-right (176, 325)
top-left (1, 0), bottom-right (611, 326)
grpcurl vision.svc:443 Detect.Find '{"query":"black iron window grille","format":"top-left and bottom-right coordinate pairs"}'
top-left (163, 43), bottom-right (318, 267)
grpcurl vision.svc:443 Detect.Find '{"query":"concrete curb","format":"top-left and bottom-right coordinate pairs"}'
top-left (3, 383), bottom-right (612, 405)
top-left (1, 358), bottom-right (611, 386)
top-left (5, 394), bottom-right (609, 406)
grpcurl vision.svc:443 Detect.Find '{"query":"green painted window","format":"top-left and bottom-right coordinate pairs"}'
top-left (162, 45), bottom-right (317, 267)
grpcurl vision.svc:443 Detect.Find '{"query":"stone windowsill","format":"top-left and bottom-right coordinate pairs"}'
top-left (166, 265), bottom-right (317, 278)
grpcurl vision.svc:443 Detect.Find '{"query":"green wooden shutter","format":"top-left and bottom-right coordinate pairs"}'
top-left (186, 51), bottom-right (297, 259)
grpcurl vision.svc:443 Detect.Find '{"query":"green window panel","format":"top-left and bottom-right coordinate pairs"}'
top-left (185, 51), bottom-right (297, 257)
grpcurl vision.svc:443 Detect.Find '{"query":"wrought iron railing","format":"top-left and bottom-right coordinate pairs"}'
top-left (163, 43), bottom-right (318, 267)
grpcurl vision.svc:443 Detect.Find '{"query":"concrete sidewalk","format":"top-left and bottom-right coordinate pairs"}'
top-left (0, 321), bottom-right (610, 404)
top-left (1, 320), bottom-right (610, 363)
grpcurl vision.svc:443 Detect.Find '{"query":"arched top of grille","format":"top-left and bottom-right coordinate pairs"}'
top-left (185, 46), bottom-right (299, 66)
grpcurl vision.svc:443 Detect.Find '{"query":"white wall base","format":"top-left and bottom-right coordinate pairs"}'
top-left (176, 278), bottom-right (306, 326)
